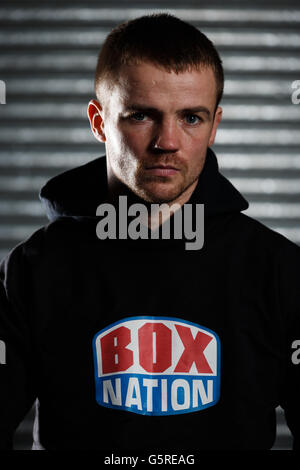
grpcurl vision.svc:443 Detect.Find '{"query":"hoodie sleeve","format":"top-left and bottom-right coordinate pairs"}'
top-left (278, 239), bottom-right (300, 450)
top-left (0, 246), bottom-right (37, 449)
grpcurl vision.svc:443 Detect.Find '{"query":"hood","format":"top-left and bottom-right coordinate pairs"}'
top-left (39, 147), bottom-right (249, 221)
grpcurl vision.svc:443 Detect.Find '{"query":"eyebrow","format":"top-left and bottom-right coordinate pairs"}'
top-left (124, 104), bottom-right (211, 119)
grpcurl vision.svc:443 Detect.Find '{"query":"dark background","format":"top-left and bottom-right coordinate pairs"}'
top-left (0, 0), bottom-right (299, 450)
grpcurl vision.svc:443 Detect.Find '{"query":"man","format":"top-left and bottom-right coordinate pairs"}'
top-left (0, 14), bottom-right (300, 451)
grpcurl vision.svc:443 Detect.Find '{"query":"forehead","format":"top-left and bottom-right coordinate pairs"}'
top-left (109, 61), bottom-right (217, 110)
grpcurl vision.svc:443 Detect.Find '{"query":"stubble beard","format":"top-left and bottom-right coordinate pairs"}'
top-left (133, 169), bottom-right (200, 205)
top-left (108, 150), bottom-right (202, 206)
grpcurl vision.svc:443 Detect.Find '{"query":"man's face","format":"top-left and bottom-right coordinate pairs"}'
top-left (90, 61), bottom-right (222, 205)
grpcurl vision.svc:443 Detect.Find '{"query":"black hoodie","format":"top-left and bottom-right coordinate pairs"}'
top-left (0, 148), bottom-right (300, 451)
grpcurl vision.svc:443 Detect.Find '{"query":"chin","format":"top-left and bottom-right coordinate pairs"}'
top-left (138, 186), bottom-right (185, 205)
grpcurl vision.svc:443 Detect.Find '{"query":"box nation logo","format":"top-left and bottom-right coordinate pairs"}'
top-left (93, 316), bottom-right (220, 415)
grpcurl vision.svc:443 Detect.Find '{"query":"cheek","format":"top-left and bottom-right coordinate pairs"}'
top-left (104, 120), bottom-right (121, 149)
top-left (183, 137), bottom-right (209, 172)
top-left (105, 125), bottom-right (133, 159)
top-left (121, 127), bottom-right (149, 155)
top-left (185, 134), bottom-right (209, 157)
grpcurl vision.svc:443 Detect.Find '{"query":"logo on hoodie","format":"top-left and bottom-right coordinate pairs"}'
top-left (92, 316), bottom-right (220, 415)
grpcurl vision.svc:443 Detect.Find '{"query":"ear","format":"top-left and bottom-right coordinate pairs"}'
top-left (208, 106), bottom-right (222, 146)
top-left (87, 99), bottom-right (106, 143)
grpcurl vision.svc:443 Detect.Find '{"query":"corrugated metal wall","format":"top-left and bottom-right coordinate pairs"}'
top-left (1, 0), bottom-right (299, 451)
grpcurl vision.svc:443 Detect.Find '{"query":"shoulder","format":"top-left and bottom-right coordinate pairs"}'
top-left (1, 216), bottom-right (94, 268)
top-left (235, 212), bottom-right (300, 260)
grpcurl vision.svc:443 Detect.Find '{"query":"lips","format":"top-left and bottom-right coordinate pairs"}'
top-left (145, 165), bottom-right (180, 176)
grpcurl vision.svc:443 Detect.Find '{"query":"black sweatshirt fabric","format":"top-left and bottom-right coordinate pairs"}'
top-left (1, 148), bottom-right (300, 450)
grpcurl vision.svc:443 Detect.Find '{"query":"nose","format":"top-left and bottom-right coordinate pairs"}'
top-left (151, 118), bottom-right (180, 153)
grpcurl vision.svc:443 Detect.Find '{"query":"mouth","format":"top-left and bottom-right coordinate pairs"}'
top-left (144, 165), bottom-right (180, 177)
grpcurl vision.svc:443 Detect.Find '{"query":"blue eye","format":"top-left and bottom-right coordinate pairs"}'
top-left (131, 112), bottom-right (146, 121)
top-left (184, 114), bottom-right (200, 125)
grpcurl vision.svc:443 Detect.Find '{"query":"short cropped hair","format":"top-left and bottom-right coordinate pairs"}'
top-left (95, 14), bottom-right (224, 109)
